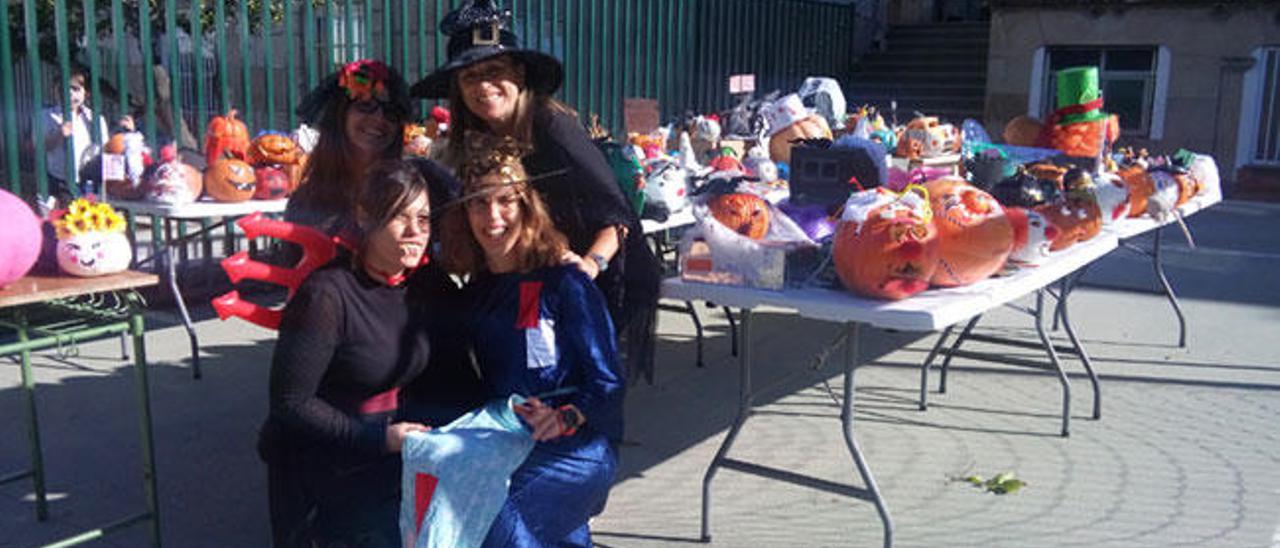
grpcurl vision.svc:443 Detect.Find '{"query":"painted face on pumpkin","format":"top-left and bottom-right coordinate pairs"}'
top-left (833, 188), bottom-right (939, 300)
top-left (644, 161), bottom-right (690, 214)
top-left (54, 200), bottom-right (132, 277)
top-left (457, 56), bottom-right (525, 131)
top-left (148, 160), bottom-right (202, 205)
top-left (926, 178), bottom-right (1014, 287)
top-left (709, 192), bottom-right (771, 240)
top-left (1007, 207), bottom-right (1059, 266)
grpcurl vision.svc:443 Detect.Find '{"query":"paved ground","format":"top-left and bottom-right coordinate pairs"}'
top-left (3, 200), bottom-right (1279, 548)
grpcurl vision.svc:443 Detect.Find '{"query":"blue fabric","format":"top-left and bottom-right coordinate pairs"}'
top-left (400, 397), bottom-right (535, 548)
top-left (466, 266), bottom-right (626, 546)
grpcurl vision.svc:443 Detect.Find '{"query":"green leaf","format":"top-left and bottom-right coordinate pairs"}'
top-left (965, 475), bottom-right (985, 486)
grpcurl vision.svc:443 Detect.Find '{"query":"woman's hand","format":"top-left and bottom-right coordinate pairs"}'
top-left (561, 251), bottom-right (600, 280)
top-left (514, 398), bottom-right (584, 441)
top-left (385, 421), bottom-right (430, 453)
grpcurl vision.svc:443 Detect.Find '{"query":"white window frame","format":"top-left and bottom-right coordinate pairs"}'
top-left (1236, 46), bottom-right (1280, 168)
top-left (1027, 45), bottom-right (1169, 140)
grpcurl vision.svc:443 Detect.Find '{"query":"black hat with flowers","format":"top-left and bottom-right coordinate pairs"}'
top-left (297, 59), bottom-right (415, 125)
top-left (409, 0), bottom-right (564, 100)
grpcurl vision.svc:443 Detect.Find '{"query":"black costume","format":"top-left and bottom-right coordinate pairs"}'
top-left (259, 263), bottom-right (436, 546)
top-left (523, 107), bottom-right (663, 382)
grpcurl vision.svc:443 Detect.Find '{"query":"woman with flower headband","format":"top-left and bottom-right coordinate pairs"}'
top-left (439, 135), bottom-right (624, 547)
top-left (260, 160), bottom-right (458, 546)
top-left (412, 0), bottom-right (661, 382)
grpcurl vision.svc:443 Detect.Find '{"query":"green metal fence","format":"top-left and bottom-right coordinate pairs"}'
top-left (3, 0), bottom-right (858, 200)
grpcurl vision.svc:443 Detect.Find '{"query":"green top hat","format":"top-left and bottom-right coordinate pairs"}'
top-left (1055, 66), bottom-right (1108, 125)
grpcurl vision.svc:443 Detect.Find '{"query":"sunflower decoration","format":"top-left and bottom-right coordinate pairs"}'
top-left (53, 198), bottom-right (132, 277)
top-left (338, 59), bottom-right (392, 103)
top-left (54, 198), bottom-right (127, 240)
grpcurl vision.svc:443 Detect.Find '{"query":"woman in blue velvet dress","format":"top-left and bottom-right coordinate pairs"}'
top-left (440, 136), bottom-right (625, 547)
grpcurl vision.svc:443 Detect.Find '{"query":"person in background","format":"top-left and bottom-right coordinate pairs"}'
top-left (411, 0), bottom-right (661, 382)
top-left (440, 136), bottom-right (625, 547)
top-left (35, 70), bottom-right (111, 201)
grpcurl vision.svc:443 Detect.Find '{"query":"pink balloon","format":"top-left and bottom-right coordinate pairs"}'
top-left (0, 189), bottom-right (42, 288)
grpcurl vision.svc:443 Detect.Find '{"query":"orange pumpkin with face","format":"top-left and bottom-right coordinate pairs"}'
top-left (1035, 198), bottom-right (1102, 251)
top-left (204, 158), bottom-right (257, 202)
top-left (205, 109), bottom-right (251, 165)
top-left (250, 132), bottom-right (301, 166)
top-left (768, 115), bottom-right (832, 165)
top-left (926, 178), bottom-right (1014, 287)
top-left (833, 188), bottom-right (939, 300)
top-left (709, 193), bottom-right (771, 240)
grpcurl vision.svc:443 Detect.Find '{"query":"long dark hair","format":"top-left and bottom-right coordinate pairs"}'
top-left (352, 160), bottom-right (430, 262)
top-left (291, 85), bottom-right (408, 226)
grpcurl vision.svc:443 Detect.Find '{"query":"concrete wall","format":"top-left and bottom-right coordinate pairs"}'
top-left (985, 5), bottom-right (1280, 185)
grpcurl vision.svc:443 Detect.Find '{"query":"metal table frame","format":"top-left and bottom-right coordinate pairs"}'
top-left (112, 199), bottom-right (288, 379)
top-left (1, 275), bottom-right (160, 547)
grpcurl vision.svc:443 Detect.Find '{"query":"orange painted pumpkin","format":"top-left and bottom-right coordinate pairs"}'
top-left (250, 132), bottom-right (301, 166)
top-left (768, 115), bottom-right (832, 165)
top-left (926, 178), bottom-right (1014, 287)
top-left (204, 109), bottom-right (251, 165)
top-left (253, 165), bottom-right (292, 200)
top-left (1035, 198), bottom-right (1102, 251)
top-left (204, 158), bottom-right (257, 202)
top-left (285, 154), bottom-right (309, 193)
top-left (709, 193), bottom-right (770, 240)
top-left (1002, 115), bottom-right (1045, 147)
top-left (833, 188), bottom-right (939, 300)
top-left (896, 116), bottom-right (960, 160)
top-left (1042, 114), bottom-right (1118, 158)
top-left (1117, 165), bottom-right (1155, 218)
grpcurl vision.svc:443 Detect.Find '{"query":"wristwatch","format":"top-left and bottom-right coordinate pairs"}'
top-left (588, 252), bottom-right (609, 272)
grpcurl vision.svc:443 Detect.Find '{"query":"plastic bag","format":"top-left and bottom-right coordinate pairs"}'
top-left (399, 396), bottom-right (534, 548)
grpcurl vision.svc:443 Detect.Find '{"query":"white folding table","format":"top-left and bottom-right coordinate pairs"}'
top-left (108, 198), bottom-right (289, 378)
top-left (660, 232), bottom-right (1119, 547)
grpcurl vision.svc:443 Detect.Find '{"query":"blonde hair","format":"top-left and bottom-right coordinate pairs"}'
top-left (440, 136), bottom-right (569, 275)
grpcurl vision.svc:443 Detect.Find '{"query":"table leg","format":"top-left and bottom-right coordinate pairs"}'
top-left (842, 323), bottom-right (893, 548)
top-left (1056, 278), bottom-right (1101, 420)
top-left (129, 309), bottom-right (162, 547)
top-left (918, 325), bottom-right (955, 411)
top-left (939, 316), bottom-right (981, 394)
top-left (700, 308), bottom-right (752, 543)
top-left (165, 244), bottom-right (202, 379)
top-left (1033, 290), bottom-right (1072, 437)
top-left (686, 301), bottom-right (704, 368)
top-left (17, 317), bottom-right (50, 521)
top-left (723, 307), bottom-right (738, 357)
top-left (1151, 228), bottom-right (1188, 348)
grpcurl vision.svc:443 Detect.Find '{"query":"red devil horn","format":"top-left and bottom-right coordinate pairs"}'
top-left (212, 290), bottom-right (283, 330)
top-left (212, 213), bottom-right (339, 331)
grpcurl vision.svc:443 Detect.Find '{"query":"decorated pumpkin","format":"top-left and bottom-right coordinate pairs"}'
top-left (146, 144), bottom-right (202, 205)
top-left (204, 158), bottom-right (257, 202)
top-left (643, 160), bottom-right (691, 216)
top-left (895, 116), bottom-right (960, 160)
top-left (53, 198), bottom-right (131, 277)
top-left (764, 94), bottom-right (833, 164)
top-left (285, 154), bottom-right (309, 193)
top-left (253, 165), bottom-right (292, 200)
top-left (1006, 207), bottom-right (1059, 266)
top-left (1145, 165), bottom-right (1190, 220)
top-left (0, 189), bottom-right (42, 288)
top-left (1090, 171), bottom-right (1132, 224)
top-left (103, 131), bottom-right (151, 200)
top-left (205, 108), bottom-right (251, 165)
top-left (709, 192), bottom-right (770, 240)
top-left (1035, 198), bottom-right (1102, 251)
top-left (926, 177), bottom-right (1014, 287)
top-left (403, 124), bottom-right (432, 157)
top-left (1117, 164), bottom-right (1155, 218)
top-left (250, 132), bottom-right (301, 166)
top-left (1002, 115), bottom-right (1045, 147)
top-left (833, 186), bottom-right (939, 300)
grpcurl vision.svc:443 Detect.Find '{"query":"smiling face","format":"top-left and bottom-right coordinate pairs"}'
top-left (344, 99), bottom-right (400, 157)
top-left (466, 177), bottom-right (524, 272)
top-left (456, 56), bottom-right (525, 131)
top-left (363, 192), bottom-right (430, 274)
top-left (57, 231), bottom-right (131, 277)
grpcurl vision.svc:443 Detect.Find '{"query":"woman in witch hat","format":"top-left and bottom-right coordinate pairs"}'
top-left (411, 0), bottom-right (662, 384)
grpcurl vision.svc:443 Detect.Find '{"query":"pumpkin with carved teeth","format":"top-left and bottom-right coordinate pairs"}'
top-left (250, 132), bottom-right (301, 166)
top-left (204, 158), bottom-right (257, 202)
